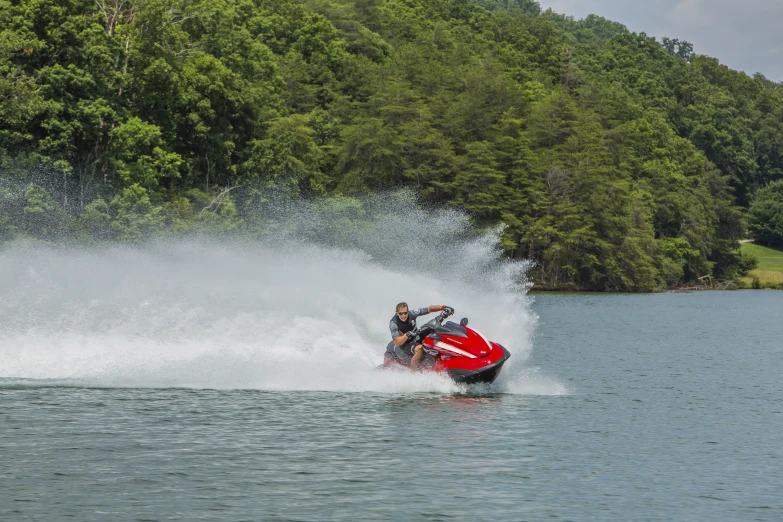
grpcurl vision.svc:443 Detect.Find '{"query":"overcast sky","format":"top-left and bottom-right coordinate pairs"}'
top-left (537, 0), bottom-right (783, 82)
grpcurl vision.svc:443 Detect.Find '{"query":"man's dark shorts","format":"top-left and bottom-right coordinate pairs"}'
top-left (385, 339), bottom-right (417, 365)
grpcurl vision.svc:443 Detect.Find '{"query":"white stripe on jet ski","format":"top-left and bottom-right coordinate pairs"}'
top-left (474, 329), bottom-right (493, 351)
top-left (435, 341), bottom-right (478, 359)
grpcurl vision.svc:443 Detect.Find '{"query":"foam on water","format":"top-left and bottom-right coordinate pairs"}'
top-left (0, 193), bottom-right (564, 395)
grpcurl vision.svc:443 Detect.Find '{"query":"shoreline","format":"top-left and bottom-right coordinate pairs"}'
top-left (527, 282), bottom-right (782, 294)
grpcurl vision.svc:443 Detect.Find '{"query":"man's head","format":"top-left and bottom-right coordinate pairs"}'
top-left (395, 302), bottom-right (409, 320)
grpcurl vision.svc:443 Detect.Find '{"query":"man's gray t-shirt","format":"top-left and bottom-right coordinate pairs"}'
top-left (389, 308), bottom-right (430, 340)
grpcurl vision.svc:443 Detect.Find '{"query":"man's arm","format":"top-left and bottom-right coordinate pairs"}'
top-left (396, 306), bottom-right (445, 345)
top-left (391, 306), bottom-right (446, 346)
top-left (393, 332), bottom-right (410, 347)
top-left (409, 306), bottom-right (445, 320)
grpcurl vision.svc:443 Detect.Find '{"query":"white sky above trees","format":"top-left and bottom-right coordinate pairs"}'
top-left (537, 0), bottom-right (783, 81)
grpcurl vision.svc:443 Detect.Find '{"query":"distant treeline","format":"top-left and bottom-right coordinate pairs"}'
top-left (2, 0), bottom-right (781, 290)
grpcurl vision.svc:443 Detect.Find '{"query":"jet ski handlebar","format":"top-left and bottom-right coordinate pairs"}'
top-left (410, 308), bottom-right (455, 340)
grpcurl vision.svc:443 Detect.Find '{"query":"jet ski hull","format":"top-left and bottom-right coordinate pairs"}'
top-left (446, 346), bottom-right (510, 384)
top-left (380, 344), bottom-right (511, 385)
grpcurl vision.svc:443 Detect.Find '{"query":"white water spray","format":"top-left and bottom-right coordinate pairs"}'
top-left (0, 193), bottom-right (564, 394)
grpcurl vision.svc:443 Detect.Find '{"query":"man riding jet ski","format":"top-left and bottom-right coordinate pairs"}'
top-left (382, 303), bottom-right (511, 384)
top-left (387, 303), bottom-right (447, 371)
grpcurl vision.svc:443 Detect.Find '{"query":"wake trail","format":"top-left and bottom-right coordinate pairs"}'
top-left (0, 192), bottom-right (564, 395)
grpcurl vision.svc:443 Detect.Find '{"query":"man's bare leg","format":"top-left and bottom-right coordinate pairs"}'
top-left (411, 345), bottom-right (424, 371)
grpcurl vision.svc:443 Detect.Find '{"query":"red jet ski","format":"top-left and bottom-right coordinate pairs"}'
top-left (380, 308), bottom-right (511, 384)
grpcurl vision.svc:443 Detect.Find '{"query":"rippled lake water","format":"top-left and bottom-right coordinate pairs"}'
top-left (2, 291), bottom-right (781, 521)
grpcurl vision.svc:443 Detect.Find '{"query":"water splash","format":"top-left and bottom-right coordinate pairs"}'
top-left (0, 192), bottom-right (560, 394)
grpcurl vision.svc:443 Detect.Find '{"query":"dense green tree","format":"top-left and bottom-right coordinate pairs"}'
top-left (109, 184), bottom-right (164, 242)
top-left (2, 0), bottom-right (779, 289)
top-left (21, 184), bottom-right (68, 240)
top-left (109, 117), bottom-right (183, 188)
top-left (748, 180), bottom-right (783, 245)
top-left (243, 112), bottom-right (329, 194)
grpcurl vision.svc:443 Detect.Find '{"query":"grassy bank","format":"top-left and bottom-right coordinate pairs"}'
top-left (740, 243), bottom-right (783, 288)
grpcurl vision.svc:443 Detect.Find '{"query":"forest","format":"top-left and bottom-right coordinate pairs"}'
top-left (2, 0), bottom-right (782, 291)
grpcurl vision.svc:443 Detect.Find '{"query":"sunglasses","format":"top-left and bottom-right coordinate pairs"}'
top-left (396, 311), bottom-right (409, 316)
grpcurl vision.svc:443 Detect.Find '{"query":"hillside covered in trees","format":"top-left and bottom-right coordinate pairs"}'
top-left (2, 0), bottom-right (782, 290)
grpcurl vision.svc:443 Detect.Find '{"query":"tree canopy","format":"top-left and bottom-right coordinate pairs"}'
top-left (2, 0), bottom-right (781, 290)
top-left (748, 180), bottom-right (783, 245)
